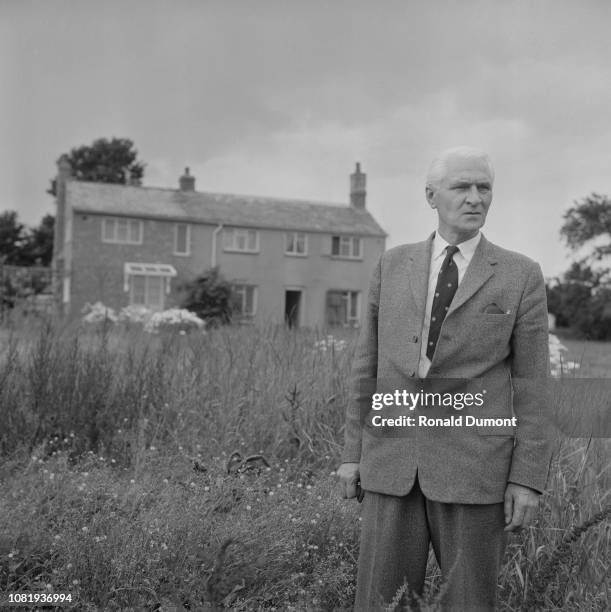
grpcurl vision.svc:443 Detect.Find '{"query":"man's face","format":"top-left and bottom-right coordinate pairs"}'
top-left (426, 156), bottom-right (493, 243)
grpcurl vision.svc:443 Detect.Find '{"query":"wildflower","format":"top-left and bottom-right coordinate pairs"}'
top-left (203, 486), bottom-right (210, 492)
top-left (72, 579), bottom-right (79, 586)
top-left (82, 301), bottom-right (117, 324)
top-left (81, 526), bottom-right (88, 532)
top-left (144, 308), bottom-right (205, 334)
top-left (118, 304), bottom-right (153, 324)
top-left (130, 479), bottom-right (135, 484)
top-left (268, 491), bottom-right (274, 496)
top-left (246, 505), bottom-right (252, 511)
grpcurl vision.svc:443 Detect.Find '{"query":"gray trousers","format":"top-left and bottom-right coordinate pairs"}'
top-left (355, 478), bottom-right (507, 611)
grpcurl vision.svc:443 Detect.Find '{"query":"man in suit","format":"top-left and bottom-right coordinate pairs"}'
top-left (337, 147), bottom-right (552, 610)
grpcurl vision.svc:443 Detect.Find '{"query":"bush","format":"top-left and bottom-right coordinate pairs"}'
top-left (180, 267), bottom-right (235, 326)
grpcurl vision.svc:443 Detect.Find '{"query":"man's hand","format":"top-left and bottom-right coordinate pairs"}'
top-left (337, 462), bottom-right (360, 499)
top-left (504, 483), bottom-right (541, 532)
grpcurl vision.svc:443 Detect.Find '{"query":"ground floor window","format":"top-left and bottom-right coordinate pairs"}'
top-left (326, 290), bottom-right (360, 326)
top-left (232, 284), bottom-right (257, 318)
top-left (123, 263), bottom-right (177, 311)
top-left (129, 275), bottom-right (165, 310)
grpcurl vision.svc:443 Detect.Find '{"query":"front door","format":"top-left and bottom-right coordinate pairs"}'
top-left (285, 290), bottom-right (301, 328)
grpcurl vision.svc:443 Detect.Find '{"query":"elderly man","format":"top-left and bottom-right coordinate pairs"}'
top-left (338, 147), bottom-right (552, 610)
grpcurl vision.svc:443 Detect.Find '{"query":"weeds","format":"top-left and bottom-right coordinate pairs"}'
top-left (0, 322), bottom-right (609, 609)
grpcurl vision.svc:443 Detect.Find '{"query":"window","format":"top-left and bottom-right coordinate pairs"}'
top-left (130, 275), bottom-right (165, 310)
top-left (326, 290), bottom-right (360, 327)
top-left (123, 263), bottom-right (177, 311)
top-left (285, 232), bottom-right (307, 256)
top-left (102, 217), bottom-right (143, 244)
top-left (174, 223), bottom-right (191, 255)
top-left (223, 228), bottom-right (259, 252)
top-left (232, 284), bottom-right (257, 318)
top-left (331, 235), bottom-right (361, 258)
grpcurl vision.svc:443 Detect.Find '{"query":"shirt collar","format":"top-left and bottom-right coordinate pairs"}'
top-left (432, 231), bottom-right (482, 263)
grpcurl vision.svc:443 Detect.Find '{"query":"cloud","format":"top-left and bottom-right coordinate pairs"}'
top-left (2, 0), bottom-right (610, 278)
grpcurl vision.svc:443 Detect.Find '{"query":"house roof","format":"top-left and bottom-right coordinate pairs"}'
top-left (66, 181), bottom-right (387, 237)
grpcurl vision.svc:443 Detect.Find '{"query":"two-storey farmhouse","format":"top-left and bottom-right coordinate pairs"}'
top-left (52, 158), bottom-right (387, 327)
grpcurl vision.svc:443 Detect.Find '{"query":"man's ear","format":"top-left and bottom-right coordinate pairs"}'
top-left (425, 186), bottom-right (436, 208)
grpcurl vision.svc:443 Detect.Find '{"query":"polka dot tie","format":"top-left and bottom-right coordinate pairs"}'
top-left (426, 245), bottom-right (460, 360)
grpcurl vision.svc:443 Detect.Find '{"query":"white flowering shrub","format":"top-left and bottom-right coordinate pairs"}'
top-left (118, 305), bottom-right (153, 325)
top-left (313, 335), bottom-right (348, 353)
top-left (549, 333), bottom-right (580, 378)
top-left (81, 301), bottom-right (118, 324)
top-left (144, 308), bottom-right (206, 335)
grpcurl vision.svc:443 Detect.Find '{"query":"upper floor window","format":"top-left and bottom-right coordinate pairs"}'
top-left (174, 223), bottom-right (191, 256)
top-left (285, 232), bottom-right (307, 256)
top-left (232, 284), bottom-right (257, 318)
top-left (223, 228), bottom-right (259, 253)
top-left (102, 217), bottom-right (143, 245)
top-left (331, 235), bottom-right (362, 259)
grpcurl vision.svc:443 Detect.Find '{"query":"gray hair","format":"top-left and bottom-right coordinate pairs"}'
top-left (426, 146), bottom-right (495, 190)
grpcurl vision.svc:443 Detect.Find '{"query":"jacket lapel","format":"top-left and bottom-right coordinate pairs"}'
top-left (447, 235), bottom-right (497, 316)
top-left (406, 233), bottom-right (434, 322)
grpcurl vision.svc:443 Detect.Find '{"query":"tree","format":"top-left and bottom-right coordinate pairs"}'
top-left (552, 193), bottom-right (611, 339)
top-left (47, 137), bottom-right (146, 196)
top-left (547, 262), bottom-right (611, 339)
top-left (20, 214), bottom-right (55, 266)
top-left (0, 211), bottom-right (26, 265)
top-left (560, 193), bottom-right (611, 262)
top-left (180, 267), bottom-right (236, 326)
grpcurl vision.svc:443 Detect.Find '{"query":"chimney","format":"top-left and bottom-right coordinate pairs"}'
top-left (52, 155), bottom-right (72, 316)
top-left (179, 167), bottom-right (195, 191)
top-left (350, 162), bottom-right (366, 209)
top-left (53, 155), bottom-right (72, 263)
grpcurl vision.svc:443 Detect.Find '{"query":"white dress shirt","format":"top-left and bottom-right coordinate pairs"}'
top-left (418, 231), bottom-right (482, 377)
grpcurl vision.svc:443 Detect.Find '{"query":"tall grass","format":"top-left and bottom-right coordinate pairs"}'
top-left (0, 321), bottom-right (609, 610)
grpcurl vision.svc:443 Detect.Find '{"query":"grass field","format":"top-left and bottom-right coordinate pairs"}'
top-left (0, 320), bottom-right (609, 610)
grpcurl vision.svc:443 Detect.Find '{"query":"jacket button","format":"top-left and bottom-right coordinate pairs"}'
top-left (412, 335), bottom-right (418, 343)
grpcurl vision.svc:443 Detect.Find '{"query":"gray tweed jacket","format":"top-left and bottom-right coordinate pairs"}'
top-left (342, 233), bottom-right (553, 503)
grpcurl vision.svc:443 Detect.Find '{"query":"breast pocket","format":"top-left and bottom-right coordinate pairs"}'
top-left (480, 313), bottom-right (514, 327)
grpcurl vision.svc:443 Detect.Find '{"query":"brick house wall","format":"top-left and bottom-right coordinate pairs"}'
top-left (69, 211), bottom-right (385, 327)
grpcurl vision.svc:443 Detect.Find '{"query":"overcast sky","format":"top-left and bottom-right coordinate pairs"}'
top-left (2, 0), bottom-right (610, 277)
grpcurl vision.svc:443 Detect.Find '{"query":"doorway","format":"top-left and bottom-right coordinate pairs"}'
top-left (285, 290), bottom-right (302, 328)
